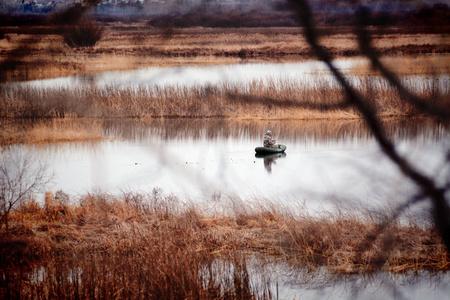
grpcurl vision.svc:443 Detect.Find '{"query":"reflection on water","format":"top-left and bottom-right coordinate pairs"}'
top-left (2, 118), bottom-right (448, 213)
top-left (24, 263), bottom-right (450, 300)
top-left (100, 117), bottom-right (447, 143)
top-left (255, 152), bottom-right (287, 174)
top-left (15, 60), bottom-right (358, 89)
top-left (8, 59), bottom-right (449, 94)
top-left (274, 269), bottom-right (450, 300)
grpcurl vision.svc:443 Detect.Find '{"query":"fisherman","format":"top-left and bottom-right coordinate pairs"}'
top-left (263, 130), bottom-right (278, 148)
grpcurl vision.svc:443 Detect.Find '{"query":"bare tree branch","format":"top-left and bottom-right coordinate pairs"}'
top-left (0, 149), bottom-right (52, 231)
top-left (288, 0), bottom-right (450, 250)
top-left (354, 9), bottom-right (450, 119)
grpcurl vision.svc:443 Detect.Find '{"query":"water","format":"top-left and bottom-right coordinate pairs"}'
top-left (13, 60), bottom-right (359, 89)
top-left (5, 118), bottom-right (448, 215)
top-left (7, 59), bottom-right (449, 94)
top-left (2, 59), bottom-right (449, 299)
top-left (273, 269), bottom-right (450, 300)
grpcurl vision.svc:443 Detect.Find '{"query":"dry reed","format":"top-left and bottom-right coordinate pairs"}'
top-left (1, 191), bottom-right (448, 299)
top-left (0, 119), bottom-right (103, 145)
top-left (1, 26), bottom-right (447, 81)
top-left (1, 76), bottom-right (447, 120)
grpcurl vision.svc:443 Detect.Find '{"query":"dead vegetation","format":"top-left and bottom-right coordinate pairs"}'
top-left (0, 119), bottom-right (103, 146)
top-left (62, 18), bottom-right (103, 48)
top-left (0, 191), bottom-right (448, 299)
top-left (1, 75), bottom-right (447, 121)
top-left (0, 25), bottom-right (448, 81)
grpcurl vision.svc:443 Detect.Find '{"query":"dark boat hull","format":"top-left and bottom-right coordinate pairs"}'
top-left (254, 144), bottom-right (286, 154)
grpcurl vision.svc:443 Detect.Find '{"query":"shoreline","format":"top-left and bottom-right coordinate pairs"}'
top-left (3, 192), bottom-right (448, 274)
top-left (1, 26), bottom-right (449, 82)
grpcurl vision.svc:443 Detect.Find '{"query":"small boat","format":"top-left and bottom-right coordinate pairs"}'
top-left (254, 144), bottom-right (287, 154)
top-left (255, 152), bottom-right (286, 159)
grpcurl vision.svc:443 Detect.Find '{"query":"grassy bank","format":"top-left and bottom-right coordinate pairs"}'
top-left (1, 191), bottom-right (448, 299)
top-left (3, 117), bottom-right (442, 147)
top-left (1, 76), bottom-right (447, 120)
top-left (1, 25), bottom-right (449, 82)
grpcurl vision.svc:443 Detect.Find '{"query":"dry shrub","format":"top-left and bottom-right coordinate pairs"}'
top-left (62, 18), bottom-right (103, 48)
top-left (279, 212), bottom-right (449, 274)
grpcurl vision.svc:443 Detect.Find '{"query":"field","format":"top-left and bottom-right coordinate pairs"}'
top-left (1, 73), bottom-right (448, 124)
top-left (1, 25), bottom-right (449, 81)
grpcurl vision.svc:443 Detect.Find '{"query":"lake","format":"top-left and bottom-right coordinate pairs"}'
top-left (2, 59), bottom-right (450, 299)
top-left (5, 118), bottom-right (448, 216)
top-left (2, 58), bottom-right (449, 213)
top-left (8, 59), bottom-right (449, 94)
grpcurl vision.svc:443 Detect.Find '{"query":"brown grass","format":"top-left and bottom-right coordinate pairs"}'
top-left (4, 117), bottom-right (437, 147)
top-left (0, 191), bottom-right (448, 299)
top-left (349, 55), bottom-right (450, 76)
top-left (0, 25), bottom-right (448, 81)
top-left (1, 76), bottom-right (447, 121)
top-left (0, 119), bottom-right (103, 145)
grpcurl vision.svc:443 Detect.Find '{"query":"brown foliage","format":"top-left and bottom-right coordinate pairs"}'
top-left (2, 77), bottom-right (446, 120)
top-left (62, 18), bottom-right (103, 48)
top-left (1, 192), bottom-right (448, 299)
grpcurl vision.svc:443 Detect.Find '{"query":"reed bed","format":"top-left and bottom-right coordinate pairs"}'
top-left (1, 191), bottom-right (448, 299)
top-left (1, 26), bottom-right (447, 81)
top-left (0, 119), bottom-right (103, 145)
top-left (4, 117), bottom-right (441, 147)
top-left (1, 76), bottom-right (447, 120)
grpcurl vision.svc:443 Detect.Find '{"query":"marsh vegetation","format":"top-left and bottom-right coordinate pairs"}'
top-left (1, 0), bottom-right (449, 298)
top-left (1, 191), bottom-right (448, 299)
top-left (1, 71), bottom-right (448, 121)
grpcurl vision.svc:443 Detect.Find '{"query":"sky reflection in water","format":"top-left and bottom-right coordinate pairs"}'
top-left (15, 119), bottom-right (448, 215)
top-left (13, 59), bottom-right (449, 94)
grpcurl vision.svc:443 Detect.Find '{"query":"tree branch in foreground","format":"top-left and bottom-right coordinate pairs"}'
top-left (288, 0), bottom-right (450, 250)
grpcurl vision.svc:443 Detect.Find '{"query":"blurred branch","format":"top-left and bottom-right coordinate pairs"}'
top-left (359, 192), bottom-right (428, 253)
top-left (288, 0), bottom-right (450, 250)
top-left (355, 10), bottom-right (450, 119)
top-left (0, 0), bottom-right (101, 83)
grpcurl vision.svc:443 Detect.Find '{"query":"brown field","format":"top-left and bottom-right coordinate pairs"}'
top-left (1, 25), bottom-right (449, 81)
top-left (1, 191), bottom-right (448, 299)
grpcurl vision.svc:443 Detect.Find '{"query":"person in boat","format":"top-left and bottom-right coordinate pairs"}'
top-left (263, 130), bottom-right (278, 149)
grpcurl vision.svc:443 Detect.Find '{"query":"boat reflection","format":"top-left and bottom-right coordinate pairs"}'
top-left (255, 152), bottom-right (287, 174)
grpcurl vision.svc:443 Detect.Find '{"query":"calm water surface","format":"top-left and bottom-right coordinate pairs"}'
top-left (3, 59), bottom-right (450, 299)
top-left (9, 118), bottom-right (448, 213)
top-left (11, 59), bottom-right (449, 94)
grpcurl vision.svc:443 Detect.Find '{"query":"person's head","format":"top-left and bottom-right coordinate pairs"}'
top-left (266, 130), bottom-right (272, 135)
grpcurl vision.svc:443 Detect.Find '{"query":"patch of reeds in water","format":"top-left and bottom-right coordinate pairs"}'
top-left (1, 76), bottom-right (447, 120)
top-left (1, 191), bottom-right (448, 299)
top-left (0, 119), bottom-right (103, 145)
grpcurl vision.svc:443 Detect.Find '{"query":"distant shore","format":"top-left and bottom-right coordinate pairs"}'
top-left (1, 25), bottom-right (449, 82)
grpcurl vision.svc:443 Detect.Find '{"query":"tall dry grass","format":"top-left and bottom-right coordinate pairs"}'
top-left (1, 25), bottom-right (447, 82)
top-left (1, 76), bottom-right (447, 120)
top-left (2, 117), bottom-right (440, 147)
top-left (1, 191), bottom-right (448, 299)
top-left (0, 119), bottom-right (103, 145)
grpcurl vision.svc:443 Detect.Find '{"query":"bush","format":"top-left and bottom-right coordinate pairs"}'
top-left (62, 18), bottom-right (103, 48)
